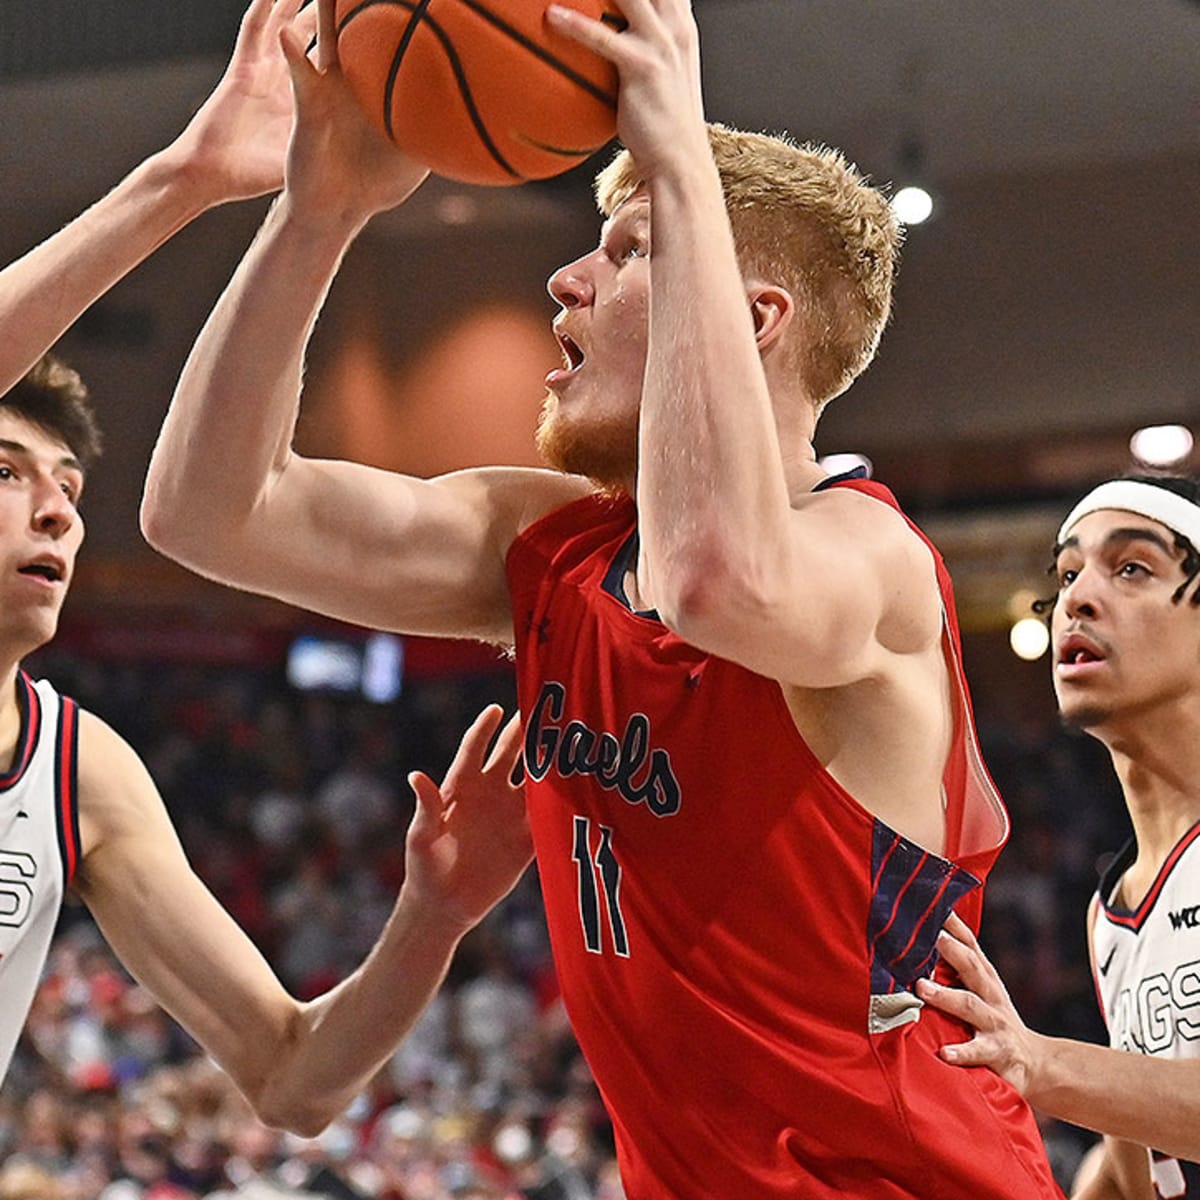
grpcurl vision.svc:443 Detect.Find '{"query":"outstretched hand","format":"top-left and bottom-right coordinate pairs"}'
top-left (916, 912), bottom-right (1045, 1095)
top-left (275, 0), bottom-right (430, 228)
top-left (546, 0), bottom-right (706, 180)
top-left (169, 0), bottom-right (318, 206)
top-left (403, 706), bottom-right (533, 935)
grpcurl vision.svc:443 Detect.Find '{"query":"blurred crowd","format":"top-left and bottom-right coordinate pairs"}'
top-left (0, 632), bottom-right (1133, 1198)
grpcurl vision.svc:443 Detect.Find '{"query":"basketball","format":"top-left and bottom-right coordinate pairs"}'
top-left (334, 0), bottom-right (625, 187)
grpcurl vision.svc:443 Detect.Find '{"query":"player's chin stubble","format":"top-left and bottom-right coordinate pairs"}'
top-left (535, 393), bottom-right (636, 493)
top-left (1058, 702), bottom-right (1110, 732)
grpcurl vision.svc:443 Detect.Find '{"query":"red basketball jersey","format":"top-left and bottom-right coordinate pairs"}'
top-left (506, 480), bottom-right (1063, 1200)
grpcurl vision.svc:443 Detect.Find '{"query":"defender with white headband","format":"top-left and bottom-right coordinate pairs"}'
top-left (1058, 477), bottom-right (1200, 560)
top-left (919, 473), bottom-right (1200, 1200)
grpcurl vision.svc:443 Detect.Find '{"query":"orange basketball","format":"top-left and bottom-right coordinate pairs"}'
top-left (334, 0), bottom-right (624, 187)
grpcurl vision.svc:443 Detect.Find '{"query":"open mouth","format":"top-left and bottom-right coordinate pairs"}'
top-left (18, 562), bottom-right (63, 583)
top-left (556, 331), bottom-right (585, 372)
top-left (1058, 634), bottom-right (1104, 666)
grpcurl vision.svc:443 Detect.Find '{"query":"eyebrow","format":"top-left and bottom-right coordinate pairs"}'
top-left (0, 437), bottom-right (84, 475)
top-left (1056, 527), bottom-right (1177, 558)
top-left (604, 195), bottom-right (650, 233)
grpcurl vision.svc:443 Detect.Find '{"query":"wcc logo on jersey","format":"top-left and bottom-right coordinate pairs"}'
top-left (524, 682), bottom-right (682, 817)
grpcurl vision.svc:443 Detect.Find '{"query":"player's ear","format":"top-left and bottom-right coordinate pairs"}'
top-left (747, 284), bottom-right (794, 354)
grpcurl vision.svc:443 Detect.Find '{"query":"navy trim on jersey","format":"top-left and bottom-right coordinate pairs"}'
top-left (814, 466), bottom-right (870, 490)
top-left (53, 697), bottom-right (81, 884)
top-left (1098, 823), bottom-right (1200, 932)
top-left (868, 821), bottom-right (980, 994)
top-left (0, 672), bottom-right (42, 792)
top-left (600, 530), bottom-right (660, 620)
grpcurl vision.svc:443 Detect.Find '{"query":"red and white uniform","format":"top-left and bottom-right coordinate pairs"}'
top-left (0, 672), bottom-right (81, 1081)
top-left (507, 478), bottom-right (1063, 1200)
top-left (1093, 827), bottom-right (1200, 1199)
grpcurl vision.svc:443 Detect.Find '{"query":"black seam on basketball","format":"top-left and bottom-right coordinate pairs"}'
top-left (454, 0), bottom-right (618, 109)
top-left (515, 132), bottom-right (608, 157)
top-left (338, 0), bottom-right (522, 178)
top-left (385, 0), bottom-right (436, 141)
top-left (337, 0), bottom-right (433, 139)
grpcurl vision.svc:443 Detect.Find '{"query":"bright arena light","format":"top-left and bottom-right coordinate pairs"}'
top-left (891, 186), bottom-right (934, 226)
top-left (818, 452), bottom-right (873, 478)
top-left (1010, 617), bottom-right (1050, 662)
top-left (1130, 424), bottom-right (1194, 468)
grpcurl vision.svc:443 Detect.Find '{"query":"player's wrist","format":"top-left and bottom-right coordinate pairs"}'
top-left (149, 135), bottom-right (245, 215)
top-left (1020, 1031), bottom-right (1064, 1108)
top-left (395, 879), bottom-right (482, 944)
top-left (118, 146), bottom-right (218, 224)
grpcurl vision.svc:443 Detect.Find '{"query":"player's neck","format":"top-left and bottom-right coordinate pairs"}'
top-left (1108, 707), bottom-right (1200, 876)
top-left (0, 664), bottom-right (23, 774)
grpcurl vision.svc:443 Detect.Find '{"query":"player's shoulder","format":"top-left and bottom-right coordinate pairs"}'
top-left (74, 708), bottom-right (146, 794)
top-left (794, 478), bottom-right (934, 571)
top-left (794, 475), bottom-right (904, 525)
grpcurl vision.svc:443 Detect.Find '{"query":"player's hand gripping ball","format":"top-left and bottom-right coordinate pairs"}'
top-left (334, 0), bottom-right (625, 186)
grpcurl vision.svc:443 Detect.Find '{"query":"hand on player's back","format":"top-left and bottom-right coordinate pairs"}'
top-left (277, 0), bottom-right (430, 231)
top-left (916, 912), bottom-right (1045, 1096)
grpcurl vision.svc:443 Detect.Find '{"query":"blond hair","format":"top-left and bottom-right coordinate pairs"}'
top-left (594, 124), bottom-right (900, 408)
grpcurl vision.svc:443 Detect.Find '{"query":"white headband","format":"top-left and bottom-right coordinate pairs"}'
top-left (1057, 480), bottom-right (1200, 548)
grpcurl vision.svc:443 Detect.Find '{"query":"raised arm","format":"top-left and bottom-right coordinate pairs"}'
top-left (76, 705), bottom-right (531, 1135)
top-left (546, 0), bottom-right (936, 688)
top-left (142, 0), bottom-right (583, 643)
top-left (0, 0), bottom-right (313, 396)
top-left (918, 911), bottom-right (1199, 1170)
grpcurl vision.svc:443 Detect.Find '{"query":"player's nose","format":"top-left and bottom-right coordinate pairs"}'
top-left (547, 254), bottom-right (596, 309)
top-left (1060, 565), bottom-right (1101, 620)
top-left (31, 477), bottom-right (75, 538)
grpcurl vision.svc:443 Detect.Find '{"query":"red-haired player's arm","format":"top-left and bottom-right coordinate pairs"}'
top-left (73, 704), bottom-right (532, 1137)
top-left (548, 2), bottom-right (939, 693)
top-left (0, 0), bottom-right (315, 397)
top-left (143, 0), bottom-right (587, 644)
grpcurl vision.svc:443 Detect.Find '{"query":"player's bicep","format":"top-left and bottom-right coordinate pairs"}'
top-left (165, 459), bottom-right (572, 642)
top-left (254, 458), bottom-right (511, 635)
top-left (75, 716), bottom-right (297, 1096)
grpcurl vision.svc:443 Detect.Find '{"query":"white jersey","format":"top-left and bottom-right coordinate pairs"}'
top-left (1093, 823), bottom-right (1200, 1200)
top-left (0, 673), bottom-right (81, 1081)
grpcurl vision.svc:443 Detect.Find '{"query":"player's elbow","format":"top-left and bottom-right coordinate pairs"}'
top-left (139, 490), bottom-right (181, 559)
top-left (248, 1088), bottom-right (340, 1139)
top-left (140, 475), bottom-right (205, 559)
top-left (656, 548), bottom-right (775, 647)
top-left (140, 476), bottom-right (252, 578)
top-left (245, 1061), bottom-right (345, 1138)
top-left (657, 559), bottom-right (768, 657)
